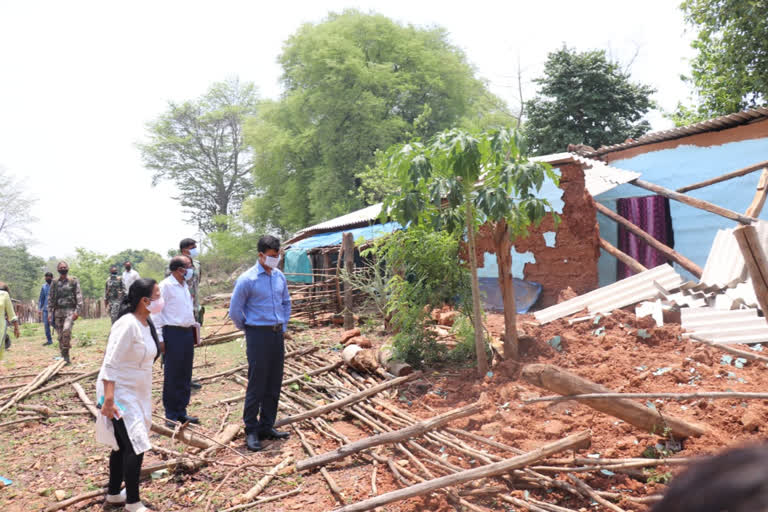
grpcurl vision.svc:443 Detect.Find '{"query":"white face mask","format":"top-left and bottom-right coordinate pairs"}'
top-left (146, 296), bottom-right (165, 314)
top-left (184, 268), bottom-right (194, 280)
top-left (264, 255), bottom-right (281, 269)
top-left (188, 248), bottom-right (199, 258)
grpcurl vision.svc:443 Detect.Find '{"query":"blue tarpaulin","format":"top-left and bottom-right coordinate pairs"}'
top-left (290, 222), bottom-right (402, 251)
top-left (284, 249), bottom-right (313, 283)
top-left (478, 277), bottom-right (542, 313)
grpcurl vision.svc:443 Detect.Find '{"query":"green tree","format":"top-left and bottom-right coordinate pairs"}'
top-left (138, 78), bottom-right (259, 233)
top-left (246, 10), bottom-right (510, 234)
top-left (0, 245), bottom-right (45, 301)
top-left (525, 46), bottom-right (655, 155)
top-left (674, 0), bottom-right (768, 122)
top-left (68, 248), bottom-right (110, 299)
top-left (383, 128), bottom-right (558, 374)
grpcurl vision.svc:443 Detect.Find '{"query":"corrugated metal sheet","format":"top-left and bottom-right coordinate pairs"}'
top-left (591, 107), bottom-right (768, 157)
top-left (699, 220), bottom-right (768, 288)
top-left (681, 307), bottom-right (768, 344)
top-left (288, 203), bottom-right (384, 242)
top-left (534, 264), bottom-right (684, 324)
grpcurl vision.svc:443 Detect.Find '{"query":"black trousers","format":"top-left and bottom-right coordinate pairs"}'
top-left (108, 418), bottom-right (144, 504)
top-left (162, 326), bottom-right (194, 421)
top-left (244, 326), bottom-right (284, 435)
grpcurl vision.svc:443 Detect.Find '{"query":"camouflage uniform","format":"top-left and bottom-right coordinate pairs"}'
top-left (48, 275), bottom-right (83, 360)
top-left (104, 275), bottom-right (124, 324)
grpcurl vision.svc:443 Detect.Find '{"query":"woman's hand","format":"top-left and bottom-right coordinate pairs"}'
top-left (101, 398), bottom-right (121, 420)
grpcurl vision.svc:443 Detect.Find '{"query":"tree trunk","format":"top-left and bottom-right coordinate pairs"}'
top-left (466, 203), bottom-right (489, 377)
top-left (342, 232), bottom-right (355, 330)
top-left (494, 220), bottom-right (519, 360)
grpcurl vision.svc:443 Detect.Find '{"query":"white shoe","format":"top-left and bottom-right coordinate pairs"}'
top-left (105, 489), bottom-right (126, 504)
top-left (125, 501), bottom-right (151, 512)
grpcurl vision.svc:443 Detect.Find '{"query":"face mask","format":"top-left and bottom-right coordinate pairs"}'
top-left (264, 255), bottom-right (281, 269)
top-left (58, 269), bottom-right (68, 276)
top-left (146, 296), bottom-right (165, 314)
top-left (188, 248), bottom-right (199, 258)
top-left (125, 266), bottom-right (131, 272)
top-left (45, 279), bottom-right (52, 284)
top-left (111, 271), bottom-right (117, 276)
top-left (184, 268), bottom-right (194, 280)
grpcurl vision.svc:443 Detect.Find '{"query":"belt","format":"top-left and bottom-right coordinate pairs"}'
top-left (247, 324), bottom-right (283, 332)
top-left (165, 325), bottom-right (195, 331)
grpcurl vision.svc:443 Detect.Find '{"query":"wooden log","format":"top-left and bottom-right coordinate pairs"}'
top-left (745, 168), bottom-right (768, 217)
top-left (296, 403), bottom-right (483, 471)
top-left (294, 426), bottom-right (344, 500)
top-left (219, 487), bottom-right (303, 512)
top-left (631, 179), bottom-right (756, 225)
top-left (676, 159), bottom-right (768, 193)
top-left (43, 487), bottom-right (108, 512)
top-left (198, 331), bottom-right (243, 347)
top-left (274, 372), bottom-right (421, 428)
top-left (377, 348), bottom-right (413, 377)
top-left (343, 232), bottom-right (355, 330)
top-left (733, 224), bottom-right (768, 317)
top-left (240, 455), bottom-right (294, 501)
top-left (331, 431), bottom-right (592, 512)
top-left (521, 364), bottom-right (707, 438)
top-left (599, 237), bottom-right (648, 274)
top-left (72, 382), bottom-right (100, 418)
top-left (595, 202), bottom-right (702, 277)
top-left (150, 421), bottom-right (214, 450)
top-left (690, 334), bottom-right (768, 364)
top-left (0, 360), bottom-right (66, 415)
top-left (525, 391), bottom-right (768, 403)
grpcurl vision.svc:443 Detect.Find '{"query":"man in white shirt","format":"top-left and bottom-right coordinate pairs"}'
top-left (122, 261), bottom-right (140, 294)
top-left (151, 255), bottom-right (198, 426)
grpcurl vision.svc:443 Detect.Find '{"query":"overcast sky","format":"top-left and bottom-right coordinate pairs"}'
top-left (0, 0), bottom-right (695, 261)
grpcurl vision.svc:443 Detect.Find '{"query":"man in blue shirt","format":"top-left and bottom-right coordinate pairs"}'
top-left (229, 235), bottom-right (291, 452)
top-left (38, 272), bottom-right (54, 346)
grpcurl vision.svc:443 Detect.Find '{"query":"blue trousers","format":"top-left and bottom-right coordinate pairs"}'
top-left (42, 309), bottom-right (52, 343)
top-left (162, 326), bottom-right (194, 421)
top-left (243, 326), bottom-right (284, 435)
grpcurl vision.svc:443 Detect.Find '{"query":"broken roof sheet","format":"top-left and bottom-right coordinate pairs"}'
top-left (534, 264), bottom-right (684, 324)
top-left (590, 106), bottom-right (768, 157)
top-left (681, 307), bottom-right (768, 345)
top-left (699, 220), bottom-right (768, 288)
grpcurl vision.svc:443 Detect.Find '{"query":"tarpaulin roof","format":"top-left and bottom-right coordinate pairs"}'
top-left (288, 221), bottom-right (402, 251)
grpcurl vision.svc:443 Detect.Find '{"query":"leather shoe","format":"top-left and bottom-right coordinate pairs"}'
top-left (258, 428), bottom-right (289, 441)
top-left (246, 433), bottom-right (262, 452)
top-left (179, 415), bottom-right (199, 424)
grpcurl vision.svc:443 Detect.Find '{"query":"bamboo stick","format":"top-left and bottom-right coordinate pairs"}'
top-left (631, 178), bottom-right (756, 225)
top-left (676, 159), bottom-right (768, 193)
top-left (294, 426), bottom-right (344, 501)
top-left (690, 335), bottom-right (768, 364)
top-left (745, 168), bottom-right (768, 217)
top-left (525, 391), bottom-right (768, 403)
top-left (28, 369), bottom-right (99, 398)
top-left (595, 202), bottom-right (702, 277)
top-left (240, 455), bottom-right (294, 501)
top-left (733, 224), bottom-right (768, 318)
top-left (296, 403), bottom-right (482, 471)
top-left (331, 431), bottom-right (592, 512)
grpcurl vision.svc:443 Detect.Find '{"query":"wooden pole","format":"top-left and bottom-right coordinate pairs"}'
top-left (521, 364), bottom-right (707, 438)
top-left (599, 237), bottom-right (648, 274)
top-left (274, 371), bottom-right (421, 428)
top-left (296, 403), bottom-right (482, 471)
top-left (331, 431), bottom-right (592, 512)
top-left (745, 168), bottom-right (768, 217)
top-left (676, 159), bottom-right (768, 193)
top-left (690, 334), bottom-right (768, 364)
top-left (342, 233), bottom-right (355, 330)
top-left (595, 202), bottom-right (702, 277)
top-left (525, 391), bottom-right (768, 403)
top-left (733, 224), bottom-right (768, 318)
top-left (630, 179), bottom-right (757, 225)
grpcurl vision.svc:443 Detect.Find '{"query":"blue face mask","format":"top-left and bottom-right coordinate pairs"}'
top-left (188, 248), bottom-right (199, 258)
top-left (184, 268), bottom-right (194, 281)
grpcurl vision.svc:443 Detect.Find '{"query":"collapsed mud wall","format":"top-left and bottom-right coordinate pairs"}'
top-left (474, 162), bottom-right (600, 307)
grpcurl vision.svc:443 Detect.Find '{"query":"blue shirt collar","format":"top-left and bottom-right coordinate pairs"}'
top-left (256, 262), bottom-right (268, 275)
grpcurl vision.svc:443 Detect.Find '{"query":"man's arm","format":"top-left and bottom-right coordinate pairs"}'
top-left (104, 280), bottom-right (109, 303)
top-left (38, 286), bottom-right (45, 311)
top-left (281, 274), bottom-right (291, 332)
top-left (228, 279), bottom-right (247, 331)
top-left (47, 282), bottom-right (55, 318)
top-left (2, 293), bottom-right (19, 338)
top-left (118, 279), bottom-right (125, 301)
top-left (74, 279), bottom-right (84, 317)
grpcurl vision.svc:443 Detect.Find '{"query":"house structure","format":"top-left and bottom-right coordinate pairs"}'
top-left (586, 107), bottom-right (768, 286)
top-left (284, 154), bottom-right (640, 310)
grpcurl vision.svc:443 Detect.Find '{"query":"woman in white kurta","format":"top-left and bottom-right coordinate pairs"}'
top-left (96, 278), bottom-right (164, 512)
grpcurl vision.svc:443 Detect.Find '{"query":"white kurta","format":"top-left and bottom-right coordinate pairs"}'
top-left (95, 314), bottom-right (157, 454)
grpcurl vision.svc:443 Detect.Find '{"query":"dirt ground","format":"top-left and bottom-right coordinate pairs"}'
top-left (1, 306), bottom-right (766, 511)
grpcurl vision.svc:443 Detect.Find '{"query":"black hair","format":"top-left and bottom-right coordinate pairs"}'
top-left (258, 235), bottom-right (281, 253)
top-left (109, 265), bottom-right (117, 272)
top-left (180, 238), bottom-right (196, 251)
top-left (169, 255), bottom-right (189, 272)
top-left (116, 277), bottom-right (161, 362)
top-left (45, 272), bottom-right (53, 278)
top-left (651, 443), bottom-right (768, 512)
